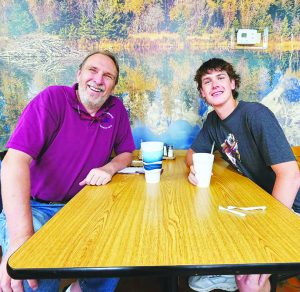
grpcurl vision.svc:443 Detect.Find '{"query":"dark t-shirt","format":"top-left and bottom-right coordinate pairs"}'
top-left (191, 101), bottom-right (300, 209)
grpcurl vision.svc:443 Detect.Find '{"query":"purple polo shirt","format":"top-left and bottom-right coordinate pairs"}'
top-left (7, 84), bottom-right (135, 201)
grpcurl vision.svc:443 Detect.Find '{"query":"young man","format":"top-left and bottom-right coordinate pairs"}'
top-left (0, 51), bottom-right (135, 292)
top-left (186, 58), bottom-right (300, 292)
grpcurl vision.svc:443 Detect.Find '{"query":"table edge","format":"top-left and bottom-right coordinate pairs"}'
top-left (8, 262), bottom-right (300, 279)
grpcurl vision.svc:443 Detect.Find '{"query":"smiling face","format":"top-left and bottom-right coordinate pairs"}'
top-left (77, 53), bottom-right (118, 115)
top-left (200, 69), bottom-right (236, 108)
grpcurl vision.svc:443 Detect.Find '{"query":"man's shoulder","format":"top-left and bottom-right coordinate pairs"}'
top-left (109, 95), bottom-right (127, 111)
top-left (239, 101), bottom-right (272, 118)
top-left (110, 95), bottom-right (123, 104)
top-left (240, 100), bottom-right (269, 112)
top-left (40, 84), bottom-right (73, 97)
top-left (33, 84), bottom-right (75, 105)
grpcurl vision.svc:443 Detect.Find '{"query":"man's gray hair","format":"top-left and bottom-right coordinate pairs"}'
top-left (79, 50), bottom-right (120, 85)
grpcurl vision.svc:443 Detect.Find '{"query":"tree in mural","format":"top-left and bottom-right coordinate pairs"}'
top-left (0, 0), bottom-right (13, 35)
top-left (281, 16), bottom-right (291, 38)
top-left (169, 0), bottom-right (209, 35)
top-left (27, 0), bottom-right (58, 32)
top-left (222, 0), bottom-right (237, 29)
top-left (78, 13), bottom-right (92, 41)
top-left (93, 2), bottom-right (129, 40)
top-left (124, 0), bottom-right (145, 15)
top-left (0, 72), bottom-right (28, 135)
top-left (282, 0), bottom-right (300, 23)
top-left (139, 3), bottom-right (165, 32)
top-left (6, 0), bottom-right (36, 37)
top-left (1, 0), bottom-right (299, 42)
top-left (116, 64), bottom-right (159, 123)
top-left (292, 19), bottom-right (300, 38)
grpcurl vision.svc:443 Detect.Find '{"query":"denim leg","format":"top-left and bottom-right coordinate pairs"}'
top-left (0, 211), bottom-right (9, 255)
top-left (79, 278), bottom-right (119, 292)
top-left (23, 279), bottom-right (60, 292)
top-left (292, 204), bottom-right (300, 215)
top-left (0, 201), bottom-right (65, 292)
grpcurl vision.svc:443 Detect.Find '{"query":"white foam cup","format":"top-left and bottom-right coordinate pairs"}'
top-left (141, 142), bottom-right (164, 184)
top-left (192, 153), bottom-right (214, 188)
top-left (144, 169), bottom-right (161, 183)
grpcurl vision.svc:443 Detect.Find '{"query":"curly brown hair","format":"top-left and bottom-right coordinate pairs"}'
top-left (194, 58), bottom-right (241, 99)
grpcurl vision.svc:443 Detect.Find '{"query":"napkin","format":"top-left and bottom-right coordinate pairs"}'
top-left (118, 167), bottom-right (144, 174)
top-left (219, 205), bottom-right (266, 217)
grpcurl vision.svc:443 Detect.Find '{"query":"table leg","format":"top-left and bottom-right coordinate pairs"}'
top-left (270, 274), bottom-right (277, 292)
top-left (164, 276), bottom-right (178, 292)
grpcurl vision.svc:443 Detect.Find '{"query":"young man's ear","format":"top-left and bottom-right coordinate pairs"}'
top-left (200, 88), bottom-right (205, 98)
top-left (230, 79), bottom-right (236, 90)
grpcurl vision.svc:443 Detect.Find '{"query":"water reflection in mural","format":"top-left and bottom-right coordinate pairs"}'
top-left (0, 48), bottom-right (299, 150)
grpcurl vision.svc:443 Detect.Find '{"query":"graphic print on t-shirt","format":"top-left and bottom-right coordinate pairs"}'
top-left (221, 133), bottom-right (240, 166)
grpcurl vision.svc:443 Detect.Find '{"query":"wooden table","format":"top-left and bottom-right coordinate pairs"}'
top-left (7, 155), bottom-right (300, 289)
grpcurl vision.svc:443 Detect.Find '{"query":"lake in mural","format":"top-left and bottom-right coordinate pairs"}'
top-left (0, 46), bottom-right (299, 150)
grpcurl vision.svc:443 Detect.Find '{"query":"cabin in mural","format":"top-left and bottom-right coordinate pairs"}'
top-left (0, 0), bottom-right (299, 149)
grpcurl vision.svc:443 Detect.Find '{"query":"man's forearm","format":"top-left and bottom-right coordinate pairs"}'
top-left (101, 152), bottom-right (133, 175)
top-left (1, 150), bottom-right (34, 245)
top-left (271, 161), bottom-right (300, 208)
top-left (272, 175), bottom-right (300, 208)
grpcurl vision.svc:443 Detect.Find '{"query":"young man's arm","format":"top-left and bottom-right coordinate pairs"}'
top-left (0, 149), bottom-right (38, 291)
top-left (271, 160), bottom-right (300, 208)
top-left (186, 149), bottom-right (195, 167)
top-left (79, 152), bottom-right (133, 186)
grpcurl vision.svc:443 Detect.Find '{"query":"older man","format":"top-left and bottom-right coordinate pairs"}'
top-left (0, 51), bottom-right (135, 292)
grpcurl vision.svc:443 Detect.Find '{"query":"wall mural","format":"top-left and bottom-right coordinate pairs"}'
top-left (0, 0), bottom-right (299, 151)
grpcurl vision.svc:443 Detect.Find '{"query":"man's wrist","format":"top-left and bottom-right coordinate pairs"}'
top-left (99, 165), bottom-right (115, 176)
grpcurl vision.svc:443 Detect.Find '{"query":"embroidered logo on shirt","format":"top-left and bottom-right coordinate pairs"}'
top-left (221, 133), bottom-right (240, 166)
top-left (76, 105), bottom-right (114, 129)
top-left (99, 112), bottom-right (114, 129)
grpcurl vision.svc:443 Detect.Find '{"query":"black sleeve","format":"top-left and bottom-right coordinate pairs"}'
top-left (248, 105), bottom-right (295, 166)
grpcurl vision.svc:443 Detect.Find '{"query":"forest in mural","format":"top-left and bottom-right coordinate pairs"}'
top-left (0, 0), bottom-right (300, 149)
top-left (1, 0), bottom-right (300, 40)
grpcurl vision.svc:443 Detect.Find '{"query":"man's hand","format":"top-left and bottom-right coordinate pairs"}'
top-left (0, 246), bottom-right (38, 292)
top-left (79, 167), bottom-right (112, 186)
top-left (188, 165), bottom-right (199, 186)
top-left (235, 274), bottom-right (271, 292)
top-left (79, 152), bottom-right (133, 187)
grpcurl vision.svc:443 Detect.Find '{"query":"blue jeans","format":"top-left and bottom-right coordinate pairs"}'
top-left (292, 204), bottom-right (300, 214)
top-left (0, 200), bottom-right (119, 292)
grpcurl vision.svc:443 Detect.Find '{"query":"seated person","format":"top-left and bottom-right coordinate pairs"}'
top-left (186, 58), bottom-right (300, 292)
top-left (0, 50), bottom-right (135, 292)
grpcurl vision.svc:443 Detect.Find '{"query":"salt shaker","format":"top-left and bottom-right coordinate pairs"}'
top-left (163, 144), bottom-right (168, 157)
top-left (167, 145), bottom-right (173, 158)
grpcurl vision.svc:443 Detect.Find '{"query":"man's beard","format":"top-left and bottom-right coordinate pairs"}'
top-left (78, 85), bottom-right (105, 111)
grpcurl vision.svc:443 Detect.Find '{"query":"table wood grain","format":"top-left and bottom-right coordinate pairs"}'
top-left (8, 155), bottom-right (300, 279)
